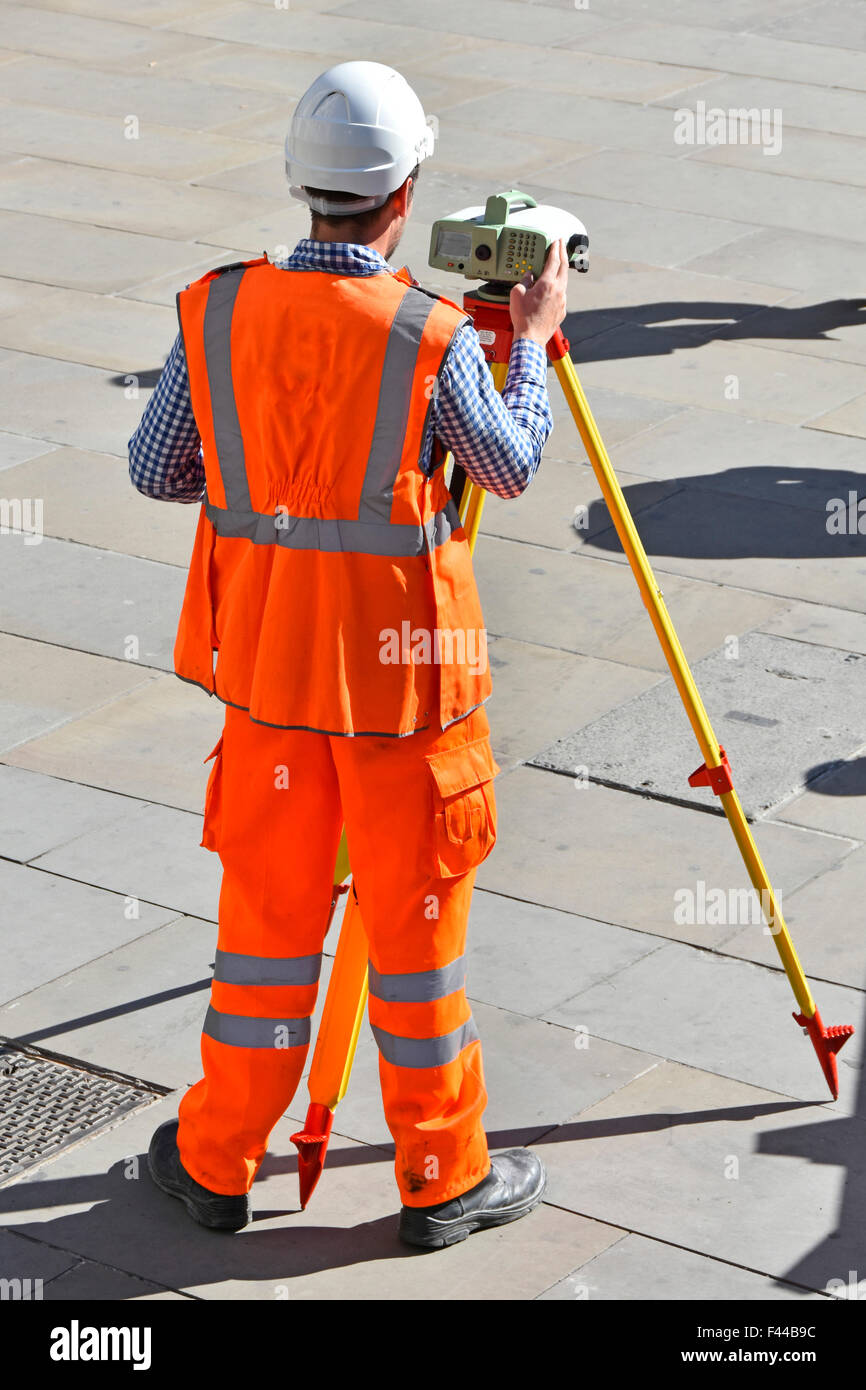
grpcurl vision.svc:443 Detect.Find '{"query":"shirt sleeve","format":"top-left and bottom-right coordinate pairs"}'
top-left (128, 332), bottom-right (206, 503)
top-left (433, 321), bottom-right (554, 499)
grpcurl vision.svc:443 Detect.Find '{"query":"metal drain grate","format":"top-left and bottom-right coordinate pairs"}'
top-left (0, 1043), bottom-right (162, 1185)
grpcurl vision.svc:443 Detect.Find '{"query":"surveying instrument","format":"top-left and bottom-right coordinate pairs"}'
top-left (290, 190), bottom-right (854, 1207)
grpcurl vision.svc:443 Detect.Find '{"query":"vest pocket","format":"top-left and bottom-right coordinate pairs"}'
top-left (426, 735), bottom-right (500, 878)
top-left (200, 734), bottom-right (224, 852)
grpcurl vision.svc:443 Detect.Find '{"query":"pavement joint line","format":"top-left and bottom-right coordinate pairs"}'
top-left (0, 758), bottom-right (212, 819)
top-left (0, 679), bottom-right (161, 759)
top-left (1, 854), bottom-right (217, 927)
top-left (472, 879), bottom-right (866, 997)
top-left (12, 1235), bottom-right (202, 1302)
top-left (533, 1204), bottom-right (835, 1300)
top-left (0, 910), bottom-right (200, 1014)
top-left (0, 631), bottom-right (168, 672)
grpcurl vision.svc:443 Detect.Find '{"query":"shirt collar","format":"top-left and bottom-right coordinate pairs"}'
top-left (276, 239), bottom-right (396, 276)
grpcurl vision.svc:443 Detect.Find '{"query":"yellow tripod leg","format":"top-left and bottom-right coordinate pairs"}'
top-left (553, 349), bottom-right (853, 1095)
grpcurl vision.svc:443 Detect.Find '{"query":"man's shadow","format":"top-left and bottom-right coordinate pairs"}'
top-left (579, 467), bottom-right (866, 561)
top-left (568, 297), bottom-right (866, 362)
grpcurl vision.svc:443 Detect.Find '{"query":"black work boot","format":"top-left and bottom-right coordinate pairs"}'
top-left (147, 1119), bottom-right (251, 1232)
top-left (398, 1148), bottom-right (546, 1250)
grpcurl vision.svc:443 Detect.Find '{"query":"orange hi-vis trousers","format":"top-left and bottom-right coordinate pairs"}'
top-left (177, 700), bottom-right (500, 1208)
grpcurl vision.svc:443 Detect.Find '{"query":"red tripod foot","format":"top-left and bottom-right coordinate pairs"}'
top-left (792, 1008), bottom-right (855, 1099)
top-left (289, 1102), bottom-right (334, 1209)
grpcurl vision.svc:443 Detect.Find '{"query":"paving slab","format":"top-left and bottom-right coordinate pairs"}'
top-left (486, 635), bottom-right (660, 770)
top-left (653, 73), bottom-right (866, 143)
top-left (761, 603), bottom-right (866, 658)
top-left (574, 330), bottom-right (866, 425)
top-left (28, 801), bottom-right (222, 923)
top-left (0, 632), bottom-right (155, 754)
top-left (756, 0), bottom-right (866, 50)
top-left (0, 3), bottom-right (220, 68)
top-left (4, 674), bottom-right (225, 814)
top-left (415, 38), bottom-right (711, 101)
top-left (0, 763), bottom-right (153, 863)
top-left (0, 210), bottom-right (230, 296)
top-left (0, 348), bottom-right (163, 454)
top-left (481, 457), bottom-right (679, 551)
top-left (168, 5), bottom-right (476, 63)
top-left (575, 19), bottom-right (866, 90)
top-left (540, 150), bottom-right (866, 246)
top-left (0, 1229), bottom-right (80, 1285)
top-left (720, 293), bottom-right (866, 369)
top-left (0, 915), bottom-right (216, 1086)
top-left (1, 448), bottom-right (201, 565)
top-left (0, 535), bottom-right (184, 670)
top-left (0, 431), bottom-right (57, 471)
top-left (535, 1059), bottom-right (865, 1291)
top-left (773, 746), bottom-right (866, 839)
top-left (0, 107), bottom-right (272, 183)
top-left (684, 226), bottom-right (866, 298)
top-left (581, 484), bottom-right (866, 610)
top-left (0, 157), bottom-right (277, 242)
top-left (476, 535), bottom-right (787, 671)
top-left (2, 1093), bottom-right (624, 1301)
top-left (466, 887), bottom-right (665, 1018)
top-left (0, 54), bottom-right (280, 130)
top-left (452, 87), bottom-right (693, 157)
top-left (43, 1261), bottom-right (189, 1300)
top-left (722, 842), bottom-right (866, 991)
top-left (477, 767), bottom-right (856, 949)
top-left (0, 859), bottom-right (178, 1005)
top-left (543, 938), bottom-right (864, 1103)
top-left (563, 255), bottom-right (790, 323)
top-left (612, 403), bottom-right (866, 488)
top-left (807, 392), bottom-right (866, 440)
top-left (0, 286), bottom-right (176, 372)
top-left (538, 1232), bottom-right (822, 1300)
top-left (528, 184), bottom-right (751, 269)
top-left (534, 632), bottom-right (866, 819)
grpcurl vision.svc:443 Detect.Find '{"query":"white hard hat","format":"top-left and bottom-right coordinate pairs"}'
top-left (286, 61), bottom-right (435, 215)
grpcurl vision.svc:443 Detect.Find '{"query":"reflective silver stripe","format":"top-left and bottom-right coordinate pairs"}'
top-left (203, 270), bottom-right (252, 513)
top-left (203, 1005), bottom-right (310, 1049)
top-left (358, 289), bottom-right (436, 524)
top-left (214, 949), bottom-right (322, 987)
top-left (370, 1017), bottom-right (479, 1069)
top-left (203, 496), bottom-right (461, 556)
top-left (368, 955), bottom-right (466, 1003)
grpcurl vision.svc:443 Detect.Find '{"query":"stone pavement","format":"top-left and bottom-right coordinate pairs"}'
top-left (1, 0), bottom-right (865, 1303)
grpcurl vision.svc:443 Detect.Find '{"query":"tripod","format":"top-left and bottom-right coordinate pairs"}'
top-left (290, 277), bottom-right (853, 1209)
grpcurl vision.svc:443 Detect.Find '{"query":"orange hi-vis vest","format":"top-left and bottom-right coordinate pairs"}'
top-left (173, 255), bottom-right (492, 737)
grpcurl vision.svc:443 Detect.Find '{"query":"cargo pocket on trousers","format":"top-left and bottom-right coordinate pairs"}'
top-left (426, 735), bottom-right (500, 878)
top-left (200, 734), bottom-right (224, 852)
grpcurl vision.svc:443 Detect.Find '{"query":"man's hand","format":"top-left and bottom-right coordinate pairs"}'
top-left (509, 238), bottom-right (569, 347)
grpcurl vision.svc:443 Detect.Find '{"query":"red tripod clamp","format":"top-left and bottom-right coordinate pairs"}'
top-left (688, 747), bottom-right (734, 797)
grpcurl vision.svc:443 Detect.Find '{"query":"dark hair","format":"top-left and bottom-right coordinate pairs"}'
top-left (307, 162), bottom-right (419, 237)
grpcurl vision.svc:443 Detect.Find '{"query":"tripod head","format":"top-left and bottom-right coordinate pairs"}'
top-left (428, 189), bottom-right (588, 302)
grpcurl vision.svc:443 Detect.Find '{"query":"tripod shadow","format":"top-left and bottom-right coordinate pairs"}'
top-left (567, 298), bottom-right (866, 362)
top-left (580, 466), bottom-right (866, 561)
top-left (802, 758), bottom-right (866, 799)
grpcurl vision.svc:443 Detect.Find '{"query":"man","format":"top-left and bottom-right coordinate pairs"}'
top-left (130, 60), bottom-right (568, 1250)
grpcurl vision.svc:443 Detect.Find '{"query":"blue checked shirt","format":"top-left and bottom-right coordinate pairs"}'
top-left (128, 239), bottom-right (554, 503)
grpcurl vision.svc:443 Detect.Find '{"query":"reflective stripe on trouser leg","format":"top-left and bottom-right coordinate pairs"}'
top-left (177, 705), bottom-right (343, 1195)
top-left (331, 705), bottom-right (494, 1209)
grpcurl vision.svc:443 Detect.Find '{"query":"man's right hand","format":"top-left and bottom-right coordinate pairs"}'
top-left (509, 238), bottom-right (569, 347)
